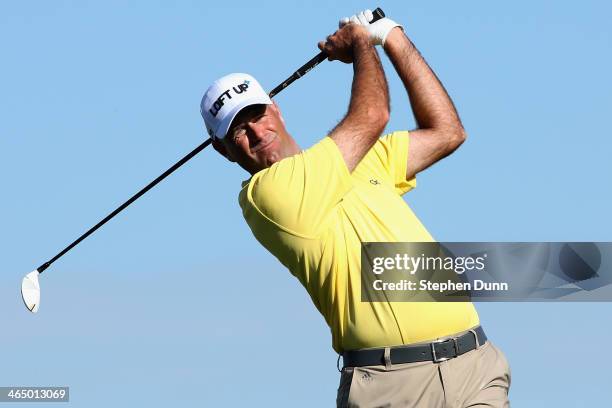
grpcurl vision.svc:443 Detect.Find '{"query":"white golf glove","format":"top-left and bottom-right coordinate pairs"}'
top-left (339, 9), bottom-right (402, 46)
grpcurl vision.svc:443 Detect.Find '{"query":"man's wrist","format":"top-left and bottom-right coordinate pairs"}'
top-left (351, 25), bottom-right (371, 42)
top-left (350, 26), bottom-right (374, 54)
top-left (383, 26), bottom-right (406, 51)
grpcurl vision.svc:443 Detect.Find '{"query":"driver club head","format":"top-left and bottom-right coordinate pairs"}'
top-left (21, 270), bottom-right (41, 313)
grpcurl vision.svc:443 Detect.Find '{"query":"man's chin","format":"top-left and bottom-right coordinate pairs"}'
top-left (262, 152), bottom-right (282, 167)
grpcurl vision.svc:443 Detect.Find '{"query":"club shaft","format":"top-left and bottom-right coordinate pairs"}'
top-left (268, 7), bottom-right (385, 98)
top-left (269, 53), bottom-right (326, 98)
top-left (37, 138), bottom-right (213, 273)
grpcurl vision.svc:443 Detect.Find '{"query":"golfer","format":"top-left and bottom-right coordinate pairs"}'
top-left (201, 10), bottom-right (510, 408)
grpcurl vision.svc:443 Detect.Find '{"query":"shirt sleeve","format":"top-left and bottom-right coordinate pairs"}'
top-left (241, 137), bottom-right (353, 238)
top-left (370, 131), bottom-right (417, 195)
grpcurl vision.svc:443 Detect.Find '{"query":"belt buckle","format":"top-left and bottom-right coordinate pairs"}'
top-left (431, 337), bottom-right (459, 363)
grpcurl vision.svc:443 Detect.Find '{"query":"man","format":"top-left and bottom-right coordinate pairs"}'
top-left (201, 10), bottom-right (510, 408)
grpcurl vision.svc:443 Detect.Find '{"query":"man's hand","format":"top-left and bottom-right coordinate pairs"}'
top-left (317, 24), bottom-right (370, 64)
top-left (339, 9), bottom-right (402, 47)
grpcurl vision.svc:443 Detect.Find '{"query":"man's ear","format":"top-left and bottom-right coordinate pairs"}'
top-left (270, 101), bottom-right (285, 126)
top-left (211, 138), bottom-right (235, 162)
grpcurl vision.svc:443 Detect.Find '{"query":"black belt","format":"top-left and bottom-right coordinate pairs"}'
top-left (341, 326), bottom-right (487, 369)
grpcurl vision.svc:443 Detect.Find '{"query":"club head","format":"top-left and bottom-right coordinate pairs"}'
top-left (21, 270), bottom-right (41, 313)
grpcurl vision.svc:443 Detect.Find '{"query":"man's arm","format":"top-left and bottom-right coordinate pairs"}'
top-left (383, 28), bottom-right (466, 180)
top-left (318, 24), bottom-right (390, 173)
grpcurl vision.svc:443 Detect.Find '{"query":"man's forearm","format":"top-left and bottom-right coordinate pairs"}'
top-left (346, 35), bottom-right (390, 127)
top-left (330, 29), bottom-right (389, 171)
top-left (384, 28), bottom-right (463, 133)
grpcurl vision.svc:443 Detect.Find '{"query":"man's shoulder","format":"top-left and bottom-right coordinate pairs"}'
top-left (241, 136), bottom-right (344, 193)
top-left (373, 130), bottom-right (410, 156)
top-left (237, 136), bottom-right (354, 237)
top-left (353, 131), bottom-right (409, 170)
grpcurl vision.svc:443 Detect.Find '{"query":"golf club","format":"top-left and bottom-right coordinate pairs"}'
top-left (21, 7), bottom-right (386, 313)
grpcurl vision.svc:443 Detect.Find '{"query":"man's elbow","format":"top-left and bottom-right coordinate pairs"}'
top-left (366, 106), bottom-right (390, 135)
top-left (446, 126), bottom-right (467, 153)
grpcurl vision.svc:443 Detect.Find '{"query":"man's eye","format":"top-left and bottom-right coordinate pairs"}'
top-left (232, 128), bottom-right (246, 141)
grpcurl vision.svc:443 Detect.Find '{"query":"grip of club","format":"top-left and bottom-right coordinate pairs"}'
top-left (310, 7), bottom-right (386, 68)
top-left (371, 7), bottom-right (386, 22)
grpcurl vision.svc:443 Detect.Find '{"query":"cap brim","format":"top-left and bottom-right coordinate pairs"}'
top-left (214, 95), bottom-right (273, 140)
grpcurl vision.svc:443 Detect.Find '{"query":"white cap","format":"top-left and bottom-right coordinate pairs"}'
top-left (200, 73), bottom-right (272, 140)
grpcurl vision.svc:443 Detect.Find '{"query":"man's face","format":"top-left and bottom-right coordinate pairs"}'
top-left (216, 103), bottom-right (296, 174)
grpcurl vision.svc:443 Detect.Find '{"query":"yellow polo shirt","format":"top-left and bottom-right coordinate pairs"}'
top-left (239, 131), bottom-right (479, 352)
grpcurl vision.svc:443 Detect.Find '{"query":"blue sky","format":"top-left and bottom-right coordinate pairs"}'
top-left (2, 1), bottom-right (611, 406)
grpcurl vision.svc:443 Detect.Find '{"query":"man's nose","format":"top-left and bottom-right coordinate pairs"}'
top-left (246, 121), bottom-right (267, 141)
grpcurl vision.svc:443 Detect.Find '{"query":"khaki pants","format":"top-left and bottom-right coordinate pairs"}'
top-left (337, 339), bottom-right (511, 408)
